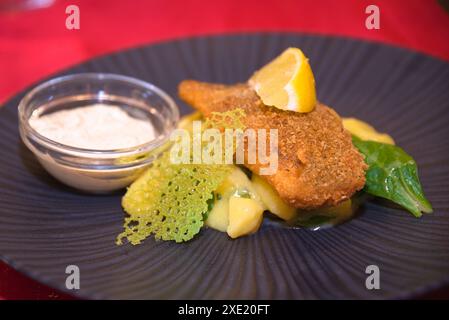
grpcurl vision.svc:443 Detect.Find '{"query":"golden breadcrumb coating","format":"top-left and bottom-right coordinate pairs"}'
top-left (178, 80), bottom-right (367, 209)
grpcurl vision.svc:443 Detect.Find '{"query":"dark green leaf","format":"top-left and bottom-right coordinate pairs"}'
top-left (352, 136), bottom-right (432, 217)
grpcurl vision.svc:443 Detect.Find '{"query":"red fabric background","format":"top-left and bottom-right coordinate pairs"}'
top-left (0, 0), bottom-right (448, 299)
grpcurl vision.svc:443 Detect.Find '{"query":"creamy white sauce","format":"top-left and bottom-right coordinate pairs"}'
top-left (29, 104), bottom-right (156, 150)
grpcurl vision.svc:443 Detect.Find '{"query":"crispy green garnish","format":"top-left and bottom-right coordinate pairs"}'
top-left (204, 192), bottom-right (217, 221)
top-left (117, 152), bottom-right (232, 244)
top-left (117, 108), bottom-right (246, 244)
top-left (203, 108), bottom-right (246, 130)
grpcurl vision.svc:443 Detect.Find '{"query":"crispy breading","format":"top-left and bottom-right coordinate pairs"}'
top-left (178, 80), bottom-right (367, 209)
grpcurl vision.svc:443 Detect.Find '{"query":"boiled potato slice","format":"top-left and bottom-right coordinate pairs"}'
top-left (177, 111), bottom-right (202, 131)
top-left (318, 199), bottom-right (353, 223)
top-left (206, 167), bottom-right (265, 233)
top-left (205, 195), bottom-right (229, 232)
top-left (251, 174), bottom-right (297, 220)
top-left (227, 196), bottom-right (264, 239)
top-left (342, 118), bottom-right (394, 145)
top-left (216, 167), bottom-right (266, 209)
top-left (297, 199), bottom-right (353, 226)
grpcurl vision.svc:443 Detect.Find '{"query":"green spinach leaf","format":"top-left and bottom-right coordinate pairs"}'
top-left (352, 136), bottom-right (432, 217)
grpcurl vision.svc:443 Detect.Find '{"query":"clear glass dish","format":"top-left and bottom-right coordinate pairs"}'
top-left (18, 73), bottom-right (179, 193)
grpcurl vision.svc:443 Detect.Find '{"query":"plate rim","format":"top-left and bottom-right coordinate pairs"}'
top-left (1, 32), bottom-right (448, 300)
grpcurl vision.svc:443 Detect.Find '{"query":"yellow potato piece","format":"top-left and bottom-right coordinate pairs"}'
top-left (297, 199), bottom-right (354, 226)
top-left (318, 199), bottom-right (353, 222)
top-left (205, 195), bottom-right (229, 232)
top-left (206, 167), bottom-right (266, 233)
top-left (343, 118), bottom-right (395, 145)
top-left (177, 111), bottom-right (202, 131)
top-left (251, 174), bottom-right (297, 221)
top-left (215, 167), bottom-right (265, 209)
top-left (227, 196), bottom-right (264, 239)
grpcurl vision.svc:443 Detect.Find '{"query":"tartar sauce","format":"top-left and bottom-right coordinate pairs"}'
top-left (29, 104), bottom-right (156, 150)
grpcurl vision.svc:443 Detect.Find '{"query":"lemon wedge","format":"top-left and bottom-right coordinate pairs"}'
top-left (249, 47), bottom-right (316, 113)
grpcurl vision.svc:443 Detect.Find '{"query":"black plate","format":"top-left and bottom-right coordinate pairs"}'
top-left (1, 34), bottom-right (448, 299)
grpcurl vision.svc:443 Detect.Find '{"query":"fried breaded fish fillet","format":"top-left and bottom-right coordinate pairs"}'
top-left (178, 80), bottom-right (367, 209)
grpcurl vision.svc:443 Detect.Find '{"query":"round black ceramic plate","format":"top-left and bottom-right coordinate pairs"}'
top-left (1, 34), bottom-right (448, 299)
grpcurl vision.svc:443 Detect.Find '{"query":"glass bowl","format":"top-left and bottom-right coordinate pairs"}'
top-left (18, 73), bottom-right (179, 193)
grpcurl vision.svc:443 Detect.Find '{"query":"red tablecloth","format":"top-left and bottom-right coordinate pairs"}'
top-left (1, 0), bottom-right (448, 300)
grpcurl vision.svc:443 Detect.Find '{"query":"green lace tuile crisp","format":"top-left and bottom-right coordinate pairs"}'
top-left (117, 108), bottom-right (246, 244)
